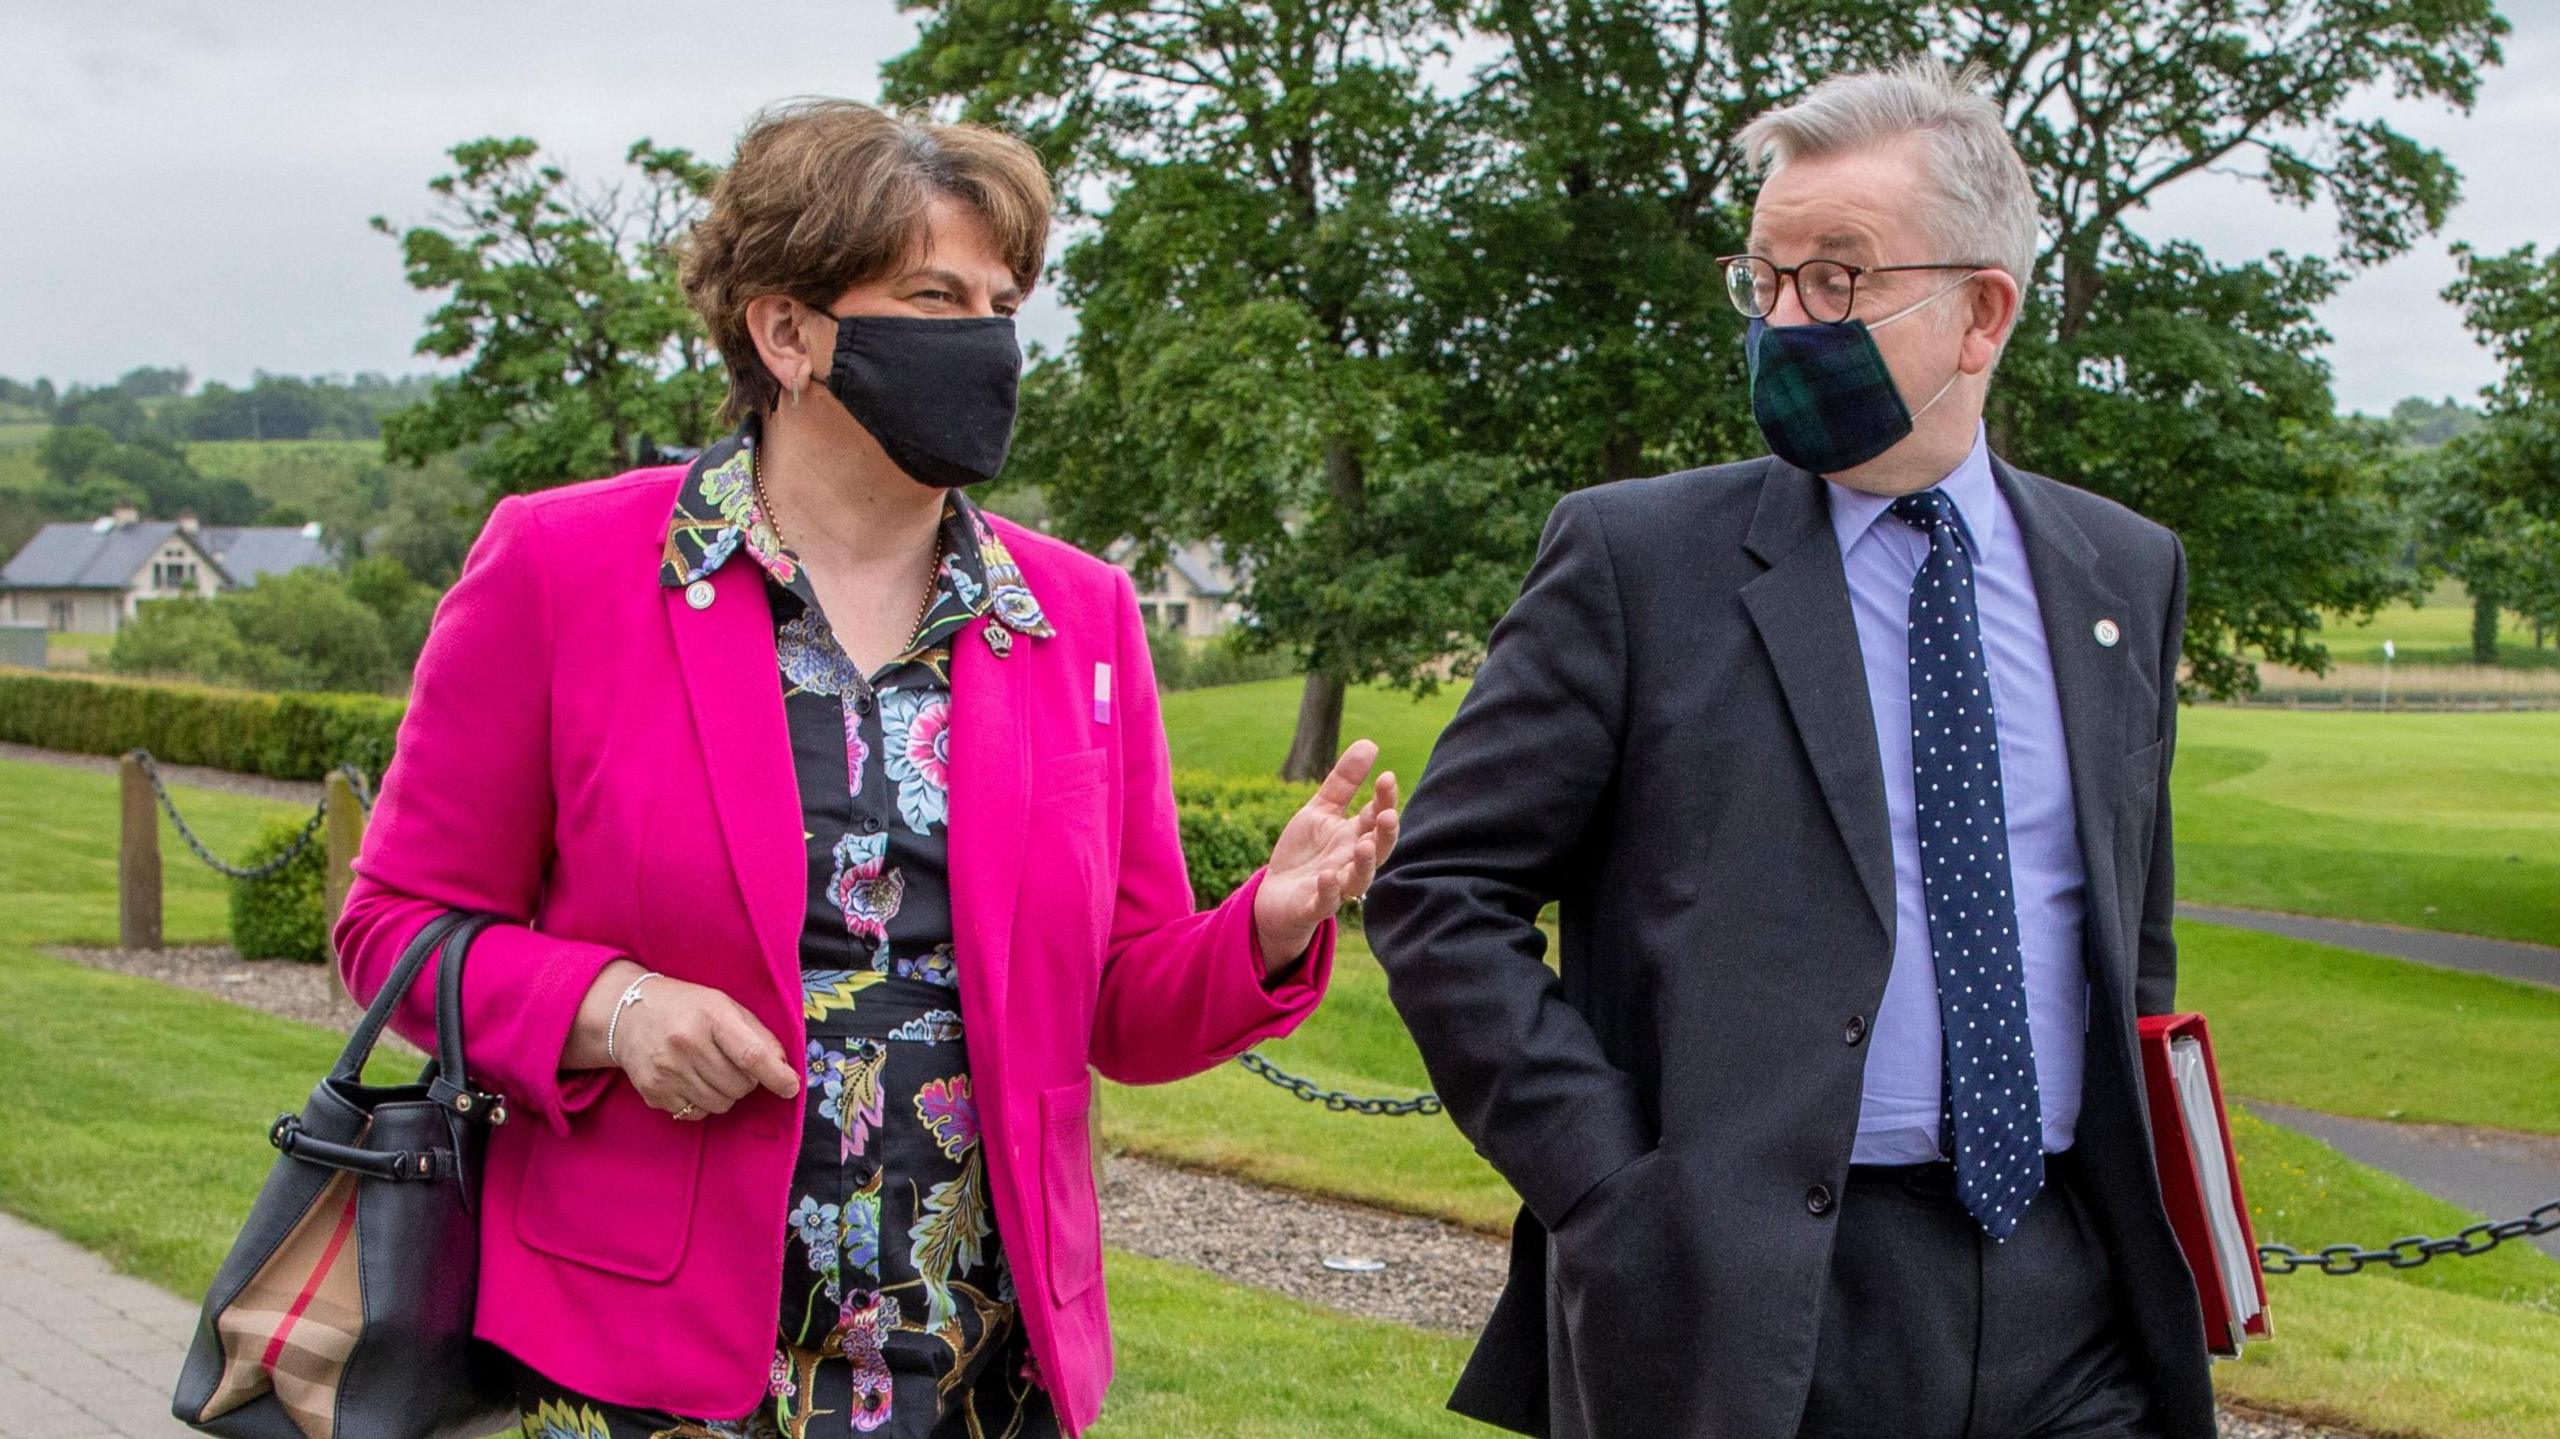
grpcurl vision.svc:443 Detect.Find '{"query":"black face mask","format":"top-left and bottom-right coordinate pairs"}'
top-left (816, 312), bottom-right (1022, 489)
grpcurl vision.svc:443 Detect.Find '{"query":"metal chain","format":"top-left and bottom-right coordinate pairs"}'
top-left (2259, 1198), bottom-right (2560, 1275)
top-left (338, 763), bottom-right (375, 814)
top-left (1236, 1050), bottom-right (1443, 1117)
top-left (1232, 1044), bottom-right (2559, 1276)
top-left (132, 750), bottom-right (369, 880)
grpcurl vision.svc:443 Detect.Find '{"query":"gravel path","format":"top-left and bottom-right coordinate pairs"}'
top-left (43, 941), bottom-right (2372, 1435)
top-left (0, 741), bottom-right (325, 807)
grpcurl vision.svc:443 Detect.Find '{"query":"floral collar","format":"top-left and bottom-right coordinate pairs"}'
top-left (659, 417), bottom-right (1055, 654)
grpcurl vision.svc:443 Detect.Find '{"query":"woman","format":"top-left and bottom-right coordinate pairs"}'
top-left (334, 99), bottom-right (1396, 1439)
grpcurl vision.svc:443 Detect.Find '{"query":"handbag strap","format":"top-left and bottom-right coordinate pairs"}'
top-left (424, 911), bottom-right (504, 1119)
top-left (333, 909), bottom-right (508, 1126)
top-left (331, 910), bottom-right (469, 1085)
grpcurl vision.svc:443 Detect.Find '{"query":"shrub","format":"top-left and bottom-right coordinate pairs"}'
top-left (229, 817), bottom-right (330, 963)
top-left (1171, 770), bottom-right (1304, 903)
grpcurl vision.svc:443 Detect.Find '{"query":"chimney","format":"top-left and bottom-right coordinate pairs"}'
top-left (110, 502), bottom-right (140, 528)
top-left (177, 510), bottom-right (200, 535)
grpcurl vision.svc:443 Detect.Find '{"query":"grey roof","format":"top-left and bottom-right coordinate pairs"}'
top-left (200, 525), bottom-right (331, 583)
top-left (1, 519), bottom-right (330, 591)
top-left (1166, 542), bottom-right (1234, 599)
top-left (0, 520), bottom-right (195, 589)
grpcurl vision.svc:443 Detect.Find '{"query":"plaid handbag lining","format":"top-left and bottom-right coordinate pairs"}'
top-left (199, 1162), bottom-right (368, 1439)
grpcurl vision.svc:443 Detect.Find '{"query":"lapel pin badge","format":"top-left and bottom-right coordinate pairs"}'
top-left (683, 579), bottom-right (715, 611)
top-left (983, 623), bottom-right (1013, 658)
top-left (2093, 618), bottom-right (2121, 648)
top-left (1094, 661), bottom-right (1114, 725)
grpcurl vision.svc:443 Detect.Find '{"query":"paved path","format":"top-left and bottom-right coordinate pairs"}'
top-left (2247, 1102), bottom-right (2560, 1264)
top-left (2178, 902), bottom-right (2560, 990)
top-left (0, 1210), bottom-right (199, 1439)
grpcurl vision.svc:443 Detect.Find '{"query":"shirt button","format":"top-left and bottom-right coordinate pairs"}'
top-left (1844, 1015), bottom-right (1868, 1046)
top-left (856, 815), bottom-right (883, 836)
top-left (852, 692), bottom-right (875, 716)
top-left (1806, 1184), bottom-right (1835, 1217)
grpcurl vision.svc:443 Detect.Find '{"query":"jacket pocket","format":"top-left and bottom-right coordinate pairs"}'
top-left (1041, 1078), bottom-right (1104, 1303)
top-left (512, 1078), bottom-right (706, 1280)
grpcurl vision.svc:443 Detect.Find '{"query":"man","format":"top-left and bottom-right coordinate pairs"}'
top-left (1364, 59), bottom-right (2213, 1439)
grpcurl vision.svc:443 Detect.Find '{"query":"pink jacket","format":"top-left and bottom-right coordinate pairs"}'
top-left (334, 467), bottom-right (1335, 1433)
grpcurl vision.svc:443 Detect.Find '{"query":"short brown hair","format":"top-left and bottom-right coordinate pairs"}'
top-left (679, 99), bottom-right (1052, 425)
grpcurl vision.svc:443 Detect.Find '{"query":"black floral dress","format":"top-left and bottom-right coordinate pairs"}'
top-left (508, 420), bottom-right (1062, 1439)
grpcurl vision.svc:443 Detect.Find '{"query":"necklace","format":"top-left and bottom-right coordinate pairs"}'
top-left (754, 460), bottom-right (947, 647)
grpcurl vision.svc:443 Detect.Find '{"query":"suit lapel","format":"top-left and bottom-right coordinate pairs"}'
top-left (664, 563), bottom-right (806, 1005)
top-left (1739, 460), bottom-right (1896, 944)
top-left (1994, 457), bottom-right (2142, 997)
top-left (946, 613), bottom-right (1028, 1046)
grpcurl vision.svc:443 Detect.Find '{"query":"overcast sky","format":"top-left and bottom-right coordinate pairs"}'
top-left (2, 1), bottom-right (2550, 418)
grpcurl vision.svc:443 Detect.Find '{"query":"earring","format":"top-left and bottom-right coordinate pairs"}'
top-left (789, 375), bottom-right (805, 409)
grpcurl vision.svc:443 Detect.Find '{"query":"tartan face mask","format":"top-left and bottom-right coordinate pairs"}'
top-left (1745, 277), bottom-right (1969, 475)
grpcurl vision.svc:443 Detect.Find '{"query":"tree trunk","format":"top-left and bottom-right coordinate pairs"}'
top-left (1280, 670), bottom-right (1348, 783)
top-left (2471, 589), bottom-right (2501, 665)
top-left (1279, 434), bottom-right (1366, 782)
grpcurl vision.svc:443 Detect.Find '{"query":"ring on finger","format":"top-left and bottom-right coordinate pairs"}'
top-left (671, 1099), bottom-right (698, 1120)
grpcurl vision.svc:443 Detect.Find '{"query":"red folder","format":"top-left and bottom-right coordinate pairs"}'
top-left (2137, 1012), bottom-right (2272, 1356)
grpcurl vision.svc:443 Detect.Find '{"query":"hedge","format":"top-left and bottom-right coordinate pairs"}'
top-left (0, 668), bottom-right (1326, 927)
top-left (0, 668), bottom-right (403, 780)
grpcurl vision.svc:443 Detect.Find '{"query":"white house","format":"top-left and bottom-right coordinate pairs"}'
top-left (0, 504), bottom-right (333, 635)
top-left (1103, 537), bottom-right (1243, 638)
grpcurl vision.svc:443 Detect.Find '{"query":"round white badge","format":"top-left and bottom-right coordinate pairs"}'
top-left (684, 580), bottom-right (716, 611)
top-left (2093, 618), bottom-right (2121, 648)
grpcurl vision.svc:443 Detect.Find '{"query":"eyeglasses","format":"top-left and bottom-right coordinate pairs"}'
top-left (1716, 255), bottom-right (1992, 326)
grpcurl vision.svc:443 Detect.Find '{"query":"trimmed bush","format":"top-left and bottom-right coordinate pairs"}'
top-left (229, 817), bottom-right (330, 963)
top-left (0, 669), bottom-right (404, 779)
top-left (1171, 770), bottom-right (1304, 904)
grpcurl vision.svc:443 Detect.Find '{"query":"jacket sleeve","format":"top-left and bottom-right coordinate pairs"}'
top-left (1362, 489), bottom-right (1651, 1231)
top-left (1086, 564), bottom-right (1335, 1084)
top-left (2134, 532), bottom-right (2188, 1018)
top-left (332, 495), bottom-right (630, 1137)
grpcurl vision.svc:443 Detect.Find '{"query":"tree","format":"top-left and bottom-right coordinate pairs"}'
top-left (893, 0), bottom-right (2505, 770)
top-left (2430, 240), bottom-right (2560, 660)
top-left (54, 387), bottom-right (154, 444)
top-left (890, 0), bottom-right (1523, 779)
top-left (114, 365), bottom-right (192, 400)
top-left (374, 137), bottom-right (724, 497)
top-left (37, 425), bottom-right (117, 487)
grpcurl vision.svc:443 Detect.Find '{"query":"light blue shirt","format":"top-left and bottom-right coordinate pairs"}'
top-left (1827, 424), bottom-right (2088, 1164)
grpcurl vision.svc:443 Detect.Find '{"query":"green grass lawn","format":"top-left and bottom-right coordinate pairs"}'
top-left (1166, 681), bottom-right (2560, 947)
top-left (2172, 709), bottom-right (2560, 947)
top-left (2313, 581), bottom-right (2558, 670)
top-left (5, 717), bottom-right (2559, 1434)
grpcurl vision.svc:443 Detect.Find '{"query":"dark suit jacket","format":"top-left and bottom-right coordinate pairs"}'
top-left (1364, 453), bottom-right (2213, 1439)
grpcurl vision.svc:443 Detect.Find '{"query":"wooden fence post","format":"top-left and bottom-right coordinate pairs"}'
top-left (118, 752), bottom-right (161, 950)
top-left (323, 771), bottom-right (366, 970)
top-left (1090, 1065), bottom-right (1107, 1173)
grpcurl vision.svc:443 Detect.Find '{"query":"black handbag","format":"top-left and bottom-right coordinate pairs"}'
top-left (173, 909), bottom-right (520, 1439)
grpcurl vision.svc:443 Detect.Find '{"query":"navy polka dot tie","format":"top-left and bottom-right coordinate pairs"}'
top-left (1892, 488), bottom-right (2044, 1240)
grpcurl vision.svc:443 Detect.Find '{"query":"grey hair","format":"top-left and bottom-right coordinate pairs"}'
top-left (1736, 57), bottom-right (2041, 287)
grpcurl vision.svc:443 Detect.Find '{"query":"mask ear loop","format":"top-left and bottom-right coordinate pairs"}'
top-left (1871, 270), bottom-right (1982, 427)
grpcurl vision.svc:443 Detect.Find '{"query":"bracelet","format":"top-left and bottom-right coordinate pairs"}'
top-left (603, 970), bottom-right (660, 1066)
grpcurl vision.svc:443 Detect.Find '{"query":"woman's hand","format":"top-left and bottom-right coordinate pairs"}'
top-left (565, 960), bottom-right (801, 1121)
top-left (1251, 738), bottom-right (1400, 975)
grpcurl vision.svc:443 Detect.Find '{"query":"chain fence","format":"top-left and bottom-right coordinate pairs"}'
top-left (126, 747), bottom-right (2560, 1281)
top-left (132, 750), bottom-right (372, 881)
top-left (1236, 1050), bottom-right (1443, 1117)
top-left (1235, 1051), bottom-right (2558, 1276)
